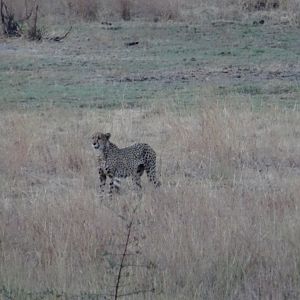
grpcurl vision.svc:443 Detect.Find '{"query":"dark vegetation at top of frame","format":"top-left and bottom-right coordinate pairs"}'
top-left (0, 0), bottom-right (72, 41)
top-left (1, 0), bottom-right (284, 41)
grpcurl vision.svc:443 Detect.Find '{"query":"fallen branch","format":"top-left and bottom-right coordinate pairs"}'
top-left (46, 26), bottom-right (72, 42)
top-left (125, 41), bottom-right (139, 47)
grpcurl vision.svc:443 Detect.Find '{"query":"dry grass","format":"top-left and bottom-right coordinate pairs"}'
top-left (1, 101), bottom-right (300, 299)
top-left (5, 0), bottom-right (300, 23)
top-left (66, 0), bottom-right (100, 21)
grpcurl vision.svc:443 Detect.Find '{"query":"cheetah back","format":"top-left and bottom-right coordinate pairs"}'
top-left (106, 143), bottom-right (153, 178)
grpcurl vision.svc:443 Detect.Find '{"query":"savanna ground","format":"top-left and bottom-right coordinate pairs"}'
top-left (1, 2), bottom-right (300, 299)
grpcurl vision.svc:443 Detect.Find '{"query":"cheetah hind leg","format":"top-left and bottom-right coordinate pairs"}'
top-left (135, 164), bottom-right (145, 188)
top-left (146, 164), bottom-right (161, 188)
top-left (133, 164), bottom-right (144, 199)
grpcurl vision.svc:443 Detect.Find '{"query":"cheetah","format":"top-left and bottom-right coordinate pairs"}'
top-left (91, 132), bottom-right (160, 198)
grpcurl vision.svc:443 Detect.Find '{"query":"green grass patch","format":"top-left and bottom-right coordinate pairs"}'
top-left (1, 22), bottom-right (300, 110)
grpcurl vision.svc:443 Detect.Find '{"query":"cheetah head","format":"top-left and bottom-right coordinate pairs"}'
top-left (91, 132), bottom-right (111, 150)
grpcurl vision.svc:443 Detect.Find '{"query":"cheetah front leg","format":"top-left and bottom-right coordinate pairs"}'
top-left (99, 168), bottom-right (107, 197)
top-left (108, 176), bottom-right (121, 199)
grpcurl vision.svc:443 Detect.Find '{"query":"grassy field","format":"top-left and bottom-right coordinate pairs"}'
top-left (1, 21), bottom-right (300, 109)
top-left (1, 19), bottom-right (300, 299)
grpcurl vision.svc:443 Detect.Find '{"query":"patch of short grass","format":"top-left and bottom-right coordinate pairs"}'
top-left (1, 22), bottom-right (300, 109)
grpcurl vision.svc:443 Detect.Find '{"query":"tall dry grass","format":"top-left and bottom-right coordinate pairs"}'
top-left (6, 0), bottom-right (300, 23)
top-left (7, 0), bottom-right (182, 21)
top-left (1, 102), bottom-right (300, 299)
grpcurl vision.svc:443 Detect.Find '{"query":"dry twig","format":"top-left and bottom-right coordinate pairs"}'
top-left (47, 26), bottom-right (72, 42)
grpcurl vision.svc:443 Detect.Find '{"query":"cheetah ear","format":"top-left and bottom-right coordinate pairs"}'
top-left (105, 133), bottom-right (111, 140)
